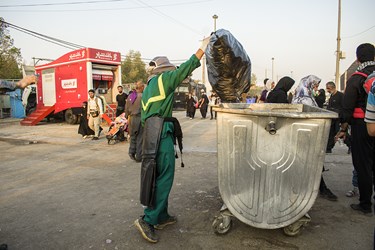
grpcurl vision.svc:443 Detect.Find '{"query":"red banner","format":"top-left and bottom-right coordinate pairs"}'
top-left (93, 74), bottom-right (102, 80)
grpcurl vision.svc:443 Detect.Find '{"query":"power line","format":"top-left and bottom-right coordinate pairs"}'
top-left (135, 0), bottom-right (203, 36)
top-left (10, 25), bottom-right (80, 50)
top-left (121, 55), bottom-right (187, 64)
top-left (0, 0), bottom-right (212, 12)
top-left (2, 20), bottom-right (188, 63)
top-left (0, 0), bottom-right (127, 8)
top-left (1, 20), bottom-right (84, 50)
top-left (342, 25), bottom-right (375, 39)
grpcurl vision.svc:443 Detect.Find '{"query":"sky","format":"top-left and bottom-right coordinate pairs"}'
top-left (1, 0), bottom-right (375, 90)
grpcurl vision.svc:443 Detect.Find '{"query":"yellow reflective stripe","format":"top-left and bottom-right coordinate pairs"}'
top-left (142, 75), bottom-right (166, 111)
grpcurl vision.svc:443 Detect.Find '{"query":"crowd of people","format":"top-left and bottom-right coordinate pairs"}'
top-left (254, 43), bottom-right (375, 214)
top-left (131, 41), bottom-right (374, 244)
top-left (77, 81), bottom-right (144, 162)
top-left (3, 40), bottom-right (374, 244)
top-left (186, 90), bottom-right (219, 120)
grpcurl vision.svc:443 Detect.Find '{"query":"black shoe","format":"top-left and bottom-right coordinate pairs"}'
top-left (320, 188), bottom-right (338, 201)
top-left (326, 149), bottom-right (332, 153)
top-left (350, 203), bottom-right (372, 215)
top-left (0, 244), bottom-right (8, 250)
top-left (129, 153), bottom-right (136, 161)
top-left (134, 218), bottom-right (159, 243)
top-left (154, 216), bottom-right (177, 230)
top-left (92, 137), bottom-right (99, 140)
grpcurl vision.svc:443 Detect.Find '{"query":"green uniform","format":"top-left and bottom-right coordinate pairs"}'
top-left (141, 55), bottom-right (201, 225)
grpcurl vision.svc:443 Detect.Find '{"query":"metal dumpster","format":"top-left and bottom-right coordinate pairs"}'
top-left (212, 103), bottom-right (338, 235)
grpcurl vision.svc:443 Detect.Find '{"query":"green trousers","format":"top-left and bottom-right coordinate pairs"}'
top-left (144, 123), bottom-right (175, 225)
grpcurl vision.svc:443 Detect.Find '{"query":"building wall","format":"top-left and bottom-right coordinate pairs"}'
top-left (340, 61), bottom-right (358, 92)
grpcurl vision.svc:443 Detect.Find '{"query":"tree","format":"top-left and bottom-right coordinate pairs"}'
top-left (0, 18), bottom-right (22, 79)
top-left (247, 73), bottom-right (262, 97)
top-left (248, 85), bottom-right (263, 98)
top-left (121, 50), bottom-right (147, 84)
top-left (251, 73), bottom-right (257, 87)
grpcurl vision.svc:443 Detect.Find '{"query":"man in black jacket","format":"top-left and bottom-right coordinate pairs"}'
top-left (336, 43), bottom-right (375, 215)
top-left (116, 85), bottom-right (128, 117)
top-left (326, 81), bottom-right (344, 153)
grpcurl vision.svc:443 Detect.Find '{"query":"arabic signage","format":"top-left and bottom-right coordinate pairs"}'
top-left (88, 48), bottom-right (121, 63)
top-left (61, 79), bottom-right (78, 89)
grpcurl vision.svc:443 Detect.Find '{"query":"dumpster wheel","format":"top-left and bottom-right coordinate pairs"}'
top-left (283, 213), bottom-right (311, 237)
top-left (212, 215), bottom-right (232, 235)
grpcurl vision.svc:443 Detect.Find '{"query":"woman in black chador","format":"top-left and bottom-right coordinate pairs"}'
top-left (186, 93), bottom-right (197, 119)
top-left (78, 101), bottom-right (94, 138)
top-left (198, 91), bottom-right (209, 118)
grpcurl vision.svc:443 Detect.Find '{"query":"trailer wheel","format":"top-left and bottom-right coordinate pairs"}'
top-left (64, 109), bottom-right (78, 124)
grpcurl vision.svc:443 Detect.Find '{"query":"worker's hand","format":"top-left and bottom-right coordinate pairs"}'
top-left (334, 131), bottom-right (346, 142)
top-left (17, 75), bottom-right (38, 89)
top-left (200, 36), bottom-right (211, 53)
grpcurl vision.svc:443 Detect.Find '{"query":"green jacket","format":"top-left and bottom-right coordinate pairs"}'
top-left (141, 55), bottom-right (201, 125)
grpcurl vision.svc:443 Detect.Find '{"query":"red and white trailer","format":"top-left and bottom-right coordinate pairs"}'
top-left (21, 48), bottom-right (121, 125)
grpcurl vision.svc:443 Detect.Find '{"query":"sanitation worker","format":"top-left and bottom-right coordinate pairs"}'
top-left (134, 36), bottom-right (210, 243)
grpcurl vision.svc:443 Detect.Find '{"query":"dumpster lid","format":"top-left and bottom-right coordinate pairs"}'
top-left (214, 103), bottom-right (338, 119)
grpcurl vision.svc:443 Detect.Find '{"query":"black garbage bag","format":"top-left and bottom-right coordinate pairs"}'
top-left (206, 29), bottom-right (251, 102)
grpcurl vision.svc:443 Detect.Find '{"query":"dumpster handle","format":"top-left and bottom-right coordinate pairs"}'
top-left (265, 120), bottom-right (277, 135)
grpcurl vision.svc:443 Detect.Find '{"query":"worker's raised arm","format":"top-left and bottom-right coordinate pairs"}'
top-left (195, 36), bottom-right (211, 60)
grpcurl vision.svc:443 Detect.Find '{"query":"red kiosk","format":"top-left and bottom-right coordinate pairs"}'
top-left (21, 48), bottom-right (121, 125)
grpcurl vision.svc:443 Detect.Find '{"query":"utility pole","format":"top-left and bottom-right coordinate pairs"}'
top-left (213, 14), bottom-right (218, 32)
top-left (202, 15), bottom-right (218, 89)
top-left (335, 0), bottom-right (342, 87)
top-left (202, 36), bottom-right (206, 84)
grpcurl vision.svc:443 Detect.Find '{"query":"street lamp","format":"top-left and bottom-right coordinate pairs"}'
top-left (271, 57), bottom-right (275, 80)
top-left (212, 14), bottom-right (218, 32)
top-left (335, 0), bottom-right (342, 89)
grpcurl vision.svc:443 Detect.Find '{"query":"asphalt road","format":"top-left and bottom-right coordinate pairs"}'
top-left (0, 111), bottom-right (374, 250)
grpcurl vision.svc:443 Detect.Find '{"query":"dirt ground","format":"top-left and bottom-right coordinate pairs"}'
top-left (0, 111), bottom-right (374, 250)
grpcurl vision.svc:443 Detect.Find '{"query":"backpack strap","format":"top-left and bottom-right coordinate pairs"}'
top-left (351, 71), bottom-right (369, 118)
top-left (94, 97), bottom-right (99, 110)
top-left (363, 72), bottom-right (375, 94)
top-left (352, 71), bottom-right (368, 78)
